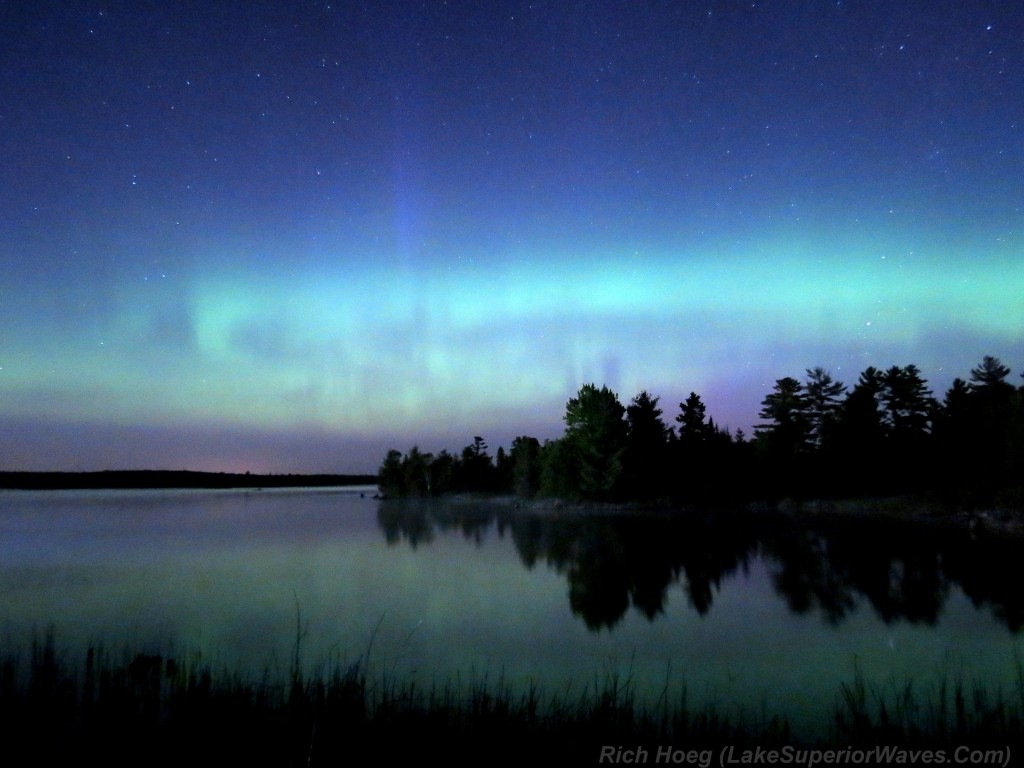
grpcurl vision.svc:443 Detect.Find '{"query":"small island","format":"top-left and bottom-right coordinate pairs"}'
top-left (377, 355), bottom-right (1024, 531)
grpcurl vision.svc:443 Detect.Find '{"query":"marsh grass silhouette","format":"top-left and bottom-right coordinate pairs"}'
top-left (832, 655), bottom-right (1024, 748)
top-left (4, 628), bottom-right (1023, 766)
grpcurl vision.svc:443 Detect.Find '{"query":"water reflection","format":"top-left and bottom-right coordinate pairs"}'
top-left (377, 500), bottom-right (1024, 633)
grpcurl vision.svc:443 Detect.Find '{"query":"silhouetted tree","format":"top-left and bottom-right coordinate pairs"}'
top-left (933, 378), bottom-right (975, 501)
top-left (942, 376), bottom-right (973, 416)
top-left (880, 364), bottom-right (936, 491)
top-left (1011, 371), bottom-right (1024, 497)
top-left (538, 437), bottom-right (579, 499)
top-left (401, 446), bottom-right (433, 496)
top-left (756, 377), bottom-right (810, 451)
top-left (831, 366), bottom-right (887, 495)
top-left (970, 355), bottom-right (1012, 389)
top-left (457, 436), bottom-right (495, 492)
top-left (429, 449), bottom-right (457, 495)
top-left (966, 356), bottom-right (1015, 495)
top-left (801, 367), bottom-right (847, 496)
top-left (804, 367), bottom-right (846, 451)
top-left (676, 392), bottom-right (712, 446)
top-left (754, 377), bottom-right (811, 498)
top-left (881, 364), bottom-right (935, 442)
top-left (563, 384), bottom-right (628, 501)
top-left (510, 436), bottom-right (542, 498)
top-left (624, 390), bottom-right (671, 499)
top-left (671, 391), bottom-right (739, 503)
top-left (495, 445), bottom-right (513, 492)
top-left (377, 449), bottom-right (404, 496)
top-left (376, 352), bottom-right (1020, 509)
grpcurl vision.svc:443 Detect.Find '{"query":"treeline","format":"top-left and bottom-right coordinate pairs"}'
top-left (0, 470), bottom-right (378, 490)
top-left (378, 355), bottom-right (1024, 508)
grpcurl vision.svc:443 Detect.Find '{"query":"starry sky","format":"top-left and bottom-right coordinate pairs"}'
top-left (1, 1), bottom-right (1022, 474)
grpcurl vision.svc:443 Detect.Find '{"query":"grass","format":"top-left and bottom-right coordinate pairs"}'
top-left (832, 655), bottom-right (1024, 747)
top-left (3, 630), bottom-right (1022, 766)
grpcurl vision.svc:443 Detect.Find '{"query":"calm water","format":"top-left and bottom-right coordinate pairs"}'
top-left (1, 487), bottom-right (1021, 737)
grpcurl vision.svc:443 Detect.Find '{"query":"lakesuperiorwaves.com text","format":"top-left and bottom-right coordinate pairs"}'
top-left (598, 744), bottom-right (1012, 768)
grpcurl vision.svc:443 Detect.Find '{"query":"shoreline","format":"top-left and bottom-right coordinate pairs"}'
top-left (0, 469), bottom-right (378, 491)
top-left (407, 489), bottom-right (1024, 537)
top-left (6, 472), bottom-right (1022, 537)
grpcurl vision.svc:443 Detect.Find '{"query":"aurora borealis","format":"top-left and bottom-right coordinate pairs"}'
top-left (2, 1), bottom-right (1022, 473)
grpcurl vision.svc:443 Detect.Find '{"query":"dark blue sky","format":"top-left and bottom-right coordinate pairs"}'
top-left (2, 1), bottom-right (1022, 473)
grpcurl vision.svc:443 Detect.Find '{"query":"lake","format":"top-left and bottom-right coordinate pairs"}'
top-left (1, 487), bottom-right (1021, 740)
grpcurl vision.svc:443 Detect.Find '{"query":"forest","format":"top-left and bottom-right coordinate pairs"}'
top-left (378, 355), bottom-right (1024, 510)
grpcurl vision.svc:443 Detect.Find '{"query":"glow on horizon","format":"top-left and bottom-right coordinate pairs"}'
top-left (3, 236), bottom-right (1021, 459)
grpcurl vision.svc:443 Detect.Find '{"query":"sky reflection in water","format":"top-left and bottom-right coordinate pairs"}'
top-left (0, 489), bottom-right (1020, 738)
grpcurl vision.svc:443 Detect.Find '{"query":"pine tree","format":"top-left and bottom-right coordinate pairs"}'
top-left (676, 392), bottom-right (712, 446)
top-left (563, 384), bottom-right (628, 500)
top-left (803, 367), bottom-right (846, 451)
top-left (755, 377), bottom-right (810, 455)
top-left (625, 390), bottom-right (671, 499)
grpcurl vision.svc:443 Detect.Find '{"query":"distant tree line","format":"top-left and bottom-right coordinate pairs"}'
top-left (0, 470), bottom-right (379, 491)
top-left (378, 355), bottom-right (1024, 508)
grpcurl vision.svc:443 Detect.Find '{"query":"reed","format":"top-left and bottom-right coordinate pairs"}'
top-left (3, 629), bottom-right (1022, 766)
top-left (831, 656), bottom-right (1024, 747)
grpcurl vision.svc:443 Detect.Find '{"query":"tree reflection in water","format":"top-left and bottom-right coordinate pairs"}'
top-left (376, 500), bottom-right (1024, 633)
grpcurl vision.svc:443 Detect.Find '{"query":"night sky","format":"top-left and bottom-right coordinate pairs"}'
top-left (2, 1), bottom-right (1022, 474)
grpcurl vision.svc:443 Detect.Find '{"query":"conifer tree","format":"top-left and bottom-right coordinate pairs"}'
top-left (563, 384), bottom-right (628, 500)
